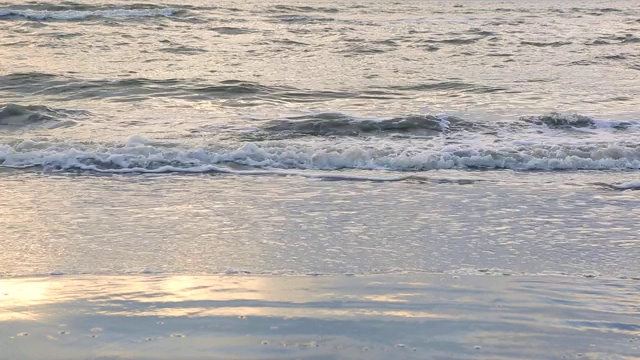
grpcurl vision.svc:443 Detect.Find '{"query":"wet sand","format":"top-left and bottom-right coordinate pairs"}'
top-left (1, 274), bottom-right (639, 360)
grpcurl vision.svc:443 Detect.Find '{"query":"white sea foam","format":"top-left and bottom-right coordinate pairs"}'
top-left (1, 137), bottom-right (639, 174)
top-left (0, 8), bottom-right (178, 21)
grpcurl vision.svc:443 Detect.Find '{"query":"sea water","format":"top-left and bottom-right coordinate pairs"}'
top-left (1, 0), bottom-right (639, 358)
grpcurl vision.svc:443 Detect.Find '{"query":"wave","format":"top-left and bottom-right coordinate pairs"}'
top-left (521, 113), bottom-right (595, 128)
top-left (1, 136), bottom-right (639, 173)
top-left (611, 181), bottom-right (640, 190)
top-left (520, 41), bottom-right (573, 47)
top-left (0, 73), bottom-right (358, 102)
top-left (0, 8), bottom-right (178, 21)
top-left (262, 113), bottom-right (472, 136)
top-left (0, 103), bottom-right (86, 130)
top-left (210, 26), bottom-right (255, 35)
top-left (390, 81), bottom-right (508, 94)
top-left (267, 14), bottom-right (335, 24)
top-left (0, 73), bottom-right (521, 103)
top-left (520, 112), bottom-right (640, 130)
top-left (269, 5), bottom-right (340, 13)
top-left (431, 37), bottom-right (485, 45)
top-left (593, 181), bottom-right (640, 191)
top-left (257, 112), bottom-right (639, 139)
top-left (586, 35), bottom-right (640, 47)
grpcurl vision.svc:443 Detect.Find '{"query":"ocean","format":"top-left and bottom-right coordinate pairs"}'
top-left (1, 0), bottom-right (639, 358)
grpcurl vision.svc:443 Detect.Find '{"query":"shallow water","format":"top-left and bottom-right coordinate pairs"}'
top-left (1, 274), bottom-right (639, 360)
top-left (1, 172), bottom-right (639, 278)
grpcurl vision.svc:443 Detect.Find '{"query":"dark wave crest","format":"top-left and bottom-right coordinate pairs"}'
top-left (0, 103), bottom-right (86, 130)
top-left (263, 113), bottom-right (474, 137)
top-left (520, 113), bottom-right (594, 128)
top-left (2, 74), bottom-right (507, 103)
top-left (0, 73), bottom-right (358, 103)
top-left (0, 7), bottom-right (180, 21)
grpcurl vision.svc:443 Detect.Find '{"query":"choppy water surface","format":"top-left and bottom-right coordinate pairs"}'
top-left (1, 0), bottom-right (639, 173)
top-left (1, 0), bottom-right (639, 358)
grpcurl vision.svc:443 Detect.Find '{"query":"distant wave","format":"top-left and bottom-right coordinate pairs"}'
top-left (256, 112), bottom-right (639, 138)
top-left (268, 5), bottom-right (340, 13)
top-left (0, 73), bottom-right (356, 102)
top-left (0, 8), bottom-right (178, 20)
top-left (520, 112), bottom-right (640, 130)
top-left (0, 73), bottom-right (514, 104)
top-left (262, 113), bottom-right (467, 137)
top-left (593, 181), bottom-right (640, 191)
top-left (520, 40), bottom-right (572, 47)
top-left (0, 103), bottom-right (86, 130)
top-left (267, 14), bottom-right (335, 24)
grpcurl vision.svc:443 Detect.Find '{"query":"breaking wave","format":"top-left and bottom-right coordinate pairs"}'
top-left (1, 136), bottom-right (639, 173)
